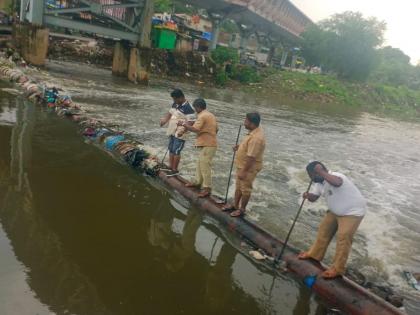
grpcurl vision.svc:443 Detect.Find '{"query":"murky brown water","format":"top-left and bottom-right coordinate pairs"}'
top-left (0, 89), bottom-right (332, 314)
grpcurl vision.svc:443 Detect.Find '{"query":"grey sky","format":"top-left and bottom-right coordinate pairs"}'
top-left (293, 0), bottom-right (420, 64)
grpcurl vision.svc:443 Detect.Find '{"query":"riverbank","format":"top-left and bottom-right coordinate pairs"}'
top-left (51, 38), bottom-right (420, 119)
top-left (2, 36), bottom-right (419, 121)
top-left (233, 68), bottom-right (420, 120)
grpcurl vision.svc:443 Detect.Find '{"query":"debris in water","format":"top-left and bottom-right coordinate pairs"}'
top-left (249, 250), bottom-right (265, 260)
top-left (403, 271), bottom-right (420, 291)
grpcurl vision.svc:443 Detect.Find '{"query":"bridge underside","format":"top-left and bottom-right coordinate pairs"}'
top-left (21, 0), bottom-right (149, 43)
top-left (186, 0), bottom-right (311, 44)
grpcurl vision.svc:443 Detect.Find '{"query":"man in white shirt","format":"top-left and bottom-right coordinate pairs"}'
top-left (298, 161), bottom-right (366, 279)
top-left (160, 89), bottom-right (196, 177)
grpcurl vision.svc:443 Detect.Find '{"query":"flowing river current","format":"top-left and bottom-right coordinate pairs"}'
top-left (0, 61), bottom-right (419, 314)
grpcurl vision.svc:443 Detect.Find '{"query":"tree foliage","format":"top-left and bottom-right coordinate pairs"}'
top-left (221, 20), bottom-right (239, 34)
top-left (154, 0), bottom-right (172, 13)
top-left (210, 46), bottom-right (239, 65)
top-left (302, 11), bottom-right (386, 81)
top-left (370, 46), bottom-right (412, 86)
top-left (154, 0), bottom-right (195, 14)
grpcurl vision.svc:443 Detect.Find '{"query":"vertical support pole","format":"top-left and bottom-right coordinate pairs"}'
top-left (13, 23), bottom-right (49, 66)
top-left (255, 32), bottom-right (262, 53)
top-left (267, 45), bottom-right (276, 65)
top-left (128, 47), bottom-right (152, 84)
top-left (280, 50), bottom-right (288, 66)
top-left (291, 54), bottom-right (298, 68)
top-left (30, 0), bottom-right (44, 25)
top-left (210, 18), bottom-right (221, 51)
top-left (135, 0), bottom-right (154, 84)
top-left (112, 41), bottom-right (130, 76)
top-left (20, 0), bottom-right (29, 22)
top-left (239, 33), bottom-right (248, 53)
top-left (139, 0), bottom-right (153, 48)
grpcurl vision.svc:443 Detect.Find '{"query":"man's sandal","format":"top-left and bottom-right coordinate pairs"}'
top-left (197, 190), bottom-right (211, 198)
top-left (221, 205), bottom-right (236, 212)
top-left (230, 209), bottom-right (245, 217)
top-left (185, 183), bottom-right (200, 188)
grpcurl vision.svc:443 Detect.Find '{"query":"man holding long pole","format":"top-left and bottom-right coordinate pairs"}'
top-left (223, 112), bottom-right (266, 217)
top-left (298, 161), bottom-right (367, 279)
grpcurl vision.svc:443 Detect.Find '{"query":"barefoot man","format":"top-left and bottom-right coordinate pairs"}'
top-left (299, 161), bottom-right (367, 279)
top-left (223, 112), bottom-right (266, 217)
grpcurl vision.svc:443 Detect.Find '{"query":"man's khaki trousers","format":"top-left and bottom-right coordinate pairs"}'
top-left (307, 211), bottom-right (363, 274)
top-left (194, 146), bottom-right (217, 189)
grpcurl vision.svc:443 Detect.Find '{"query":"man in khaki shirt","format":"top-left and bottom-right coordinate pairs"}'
top-left (180, 98), bottom-right (218, 197)
top-left (223, 112), bottom-right (265, 217)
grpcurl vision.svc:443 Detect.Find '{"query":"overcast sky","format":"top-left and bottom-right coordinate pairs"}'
top-left (292, 0), bottom-right (420, 64)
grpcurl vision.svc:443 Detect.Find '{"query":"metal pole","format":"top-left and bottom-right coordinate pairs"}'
top-left (224, 125), bottom-right (242, 204)
top-left (161, 148), bottom-right (169, 165)
top-left (274, 180), bottom-right (313, 265)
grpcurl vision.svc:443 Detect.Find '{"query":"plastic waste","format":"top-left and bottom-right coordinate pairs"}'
top-left (303, 274), bottom-right (317, 288)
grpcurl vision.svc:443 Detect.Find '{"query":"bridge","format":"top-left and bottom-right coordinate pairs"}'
top-left (14, 0), bottom-right (312, 81)
top-left (19, 0), bottom-right (152, 43)
top-left (191, 0), bottom-right (311, 39)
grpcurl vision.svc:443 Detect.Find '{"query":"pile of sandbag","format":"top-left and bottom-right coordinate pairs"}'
top-left (0, 57), bottom-right (161, 176)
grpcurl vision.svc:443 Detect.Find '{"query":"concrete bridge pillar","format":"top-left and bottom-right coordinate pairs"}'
top-left (239, 34), bottom-right (249, 52)
top-left (210, 18), bottom-right (222, 51)
top-left (13, 24), bottom-right (49, 66)
top-left (237, 24), bottom-right (254, 54)
top-left (112, 42), bottom-right (151, 84)
top-left (112, 41), bottom-right (130, 77)
top-left (111, 0), bottom-right (153, 84)
top-left (280, 50), bottom-right (288, 66)
top-left (267, 46), bottom-right (276, 64)
top-left (291, 54), bottom-right (298, 69)
top-left (14, 0), bottom-right (48, 66)
top-left (128, 47), bottom-right (151, 84)
top-left (267, 41), bottom-right (282, 65)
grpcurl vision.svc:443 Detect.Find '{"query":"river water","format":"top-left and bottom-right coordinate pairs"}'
top-left (0, 61), bottom-right (419, 314)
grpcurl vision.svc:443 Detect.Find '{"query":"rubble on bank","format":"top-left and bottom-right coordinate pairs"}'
top-left (48, 38), bottom-right (113, 66)
top-left (47, 38), bottom-right (216, 84)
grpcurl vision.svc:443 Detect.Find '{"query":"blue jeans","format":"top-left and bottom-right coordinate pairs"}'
top-left (168, 136), bottom-right (185, 156)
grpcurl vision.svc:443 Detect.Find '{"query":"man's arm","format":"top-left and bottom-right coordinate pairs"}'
top-left (160, 112), bottom-right (171, 127)
top-left (303, 192), bottom-right (320, 202)
top-left (181, 121), bottom-right (200, 133)
top-left (180, 115), bottom-right (201, 133)
top-left (315, 164), bottom-right (343, 187)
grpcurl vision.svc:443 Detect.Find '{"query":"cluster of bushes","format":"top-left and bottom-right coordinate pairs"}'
top-left (211, 46), bottom-right (261, 86)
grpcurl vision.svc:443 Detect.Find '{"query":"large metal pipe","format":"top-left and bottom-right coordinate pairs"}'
top-left (158, 173), bottom-right (403, 315)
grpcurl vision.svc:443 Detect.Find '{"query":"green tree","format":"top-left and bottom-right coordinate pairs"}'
top-left (302, 11), bottom-right (386, 81)
top-left (154, 0), bottom-right (173, 13)
top-left (370, 46), bottom-right (412, 86)
top-left (221, 20), bottom-right (239, 34)
top-left (301, 25), bottom-right (335, 68)
top-left (210, 46), bottom-right (239, 65)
